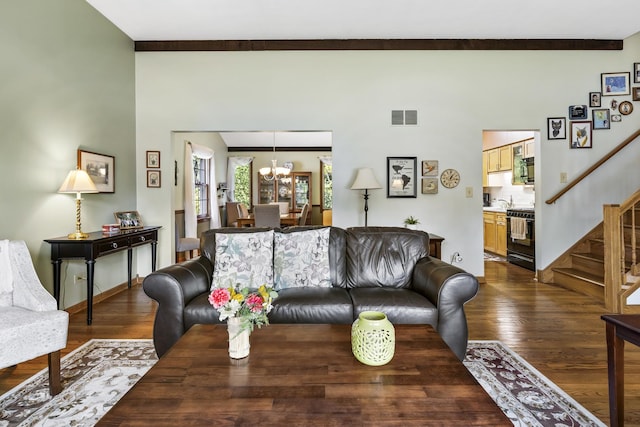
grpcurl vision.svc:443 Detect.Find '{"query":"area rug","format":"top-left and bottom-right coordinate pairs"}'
top-left (0, 339), bottom-right (157, 427)
top-left (1, 339), bottom-right (605, 426)
top-left (465, 340), bottom-right (606, 427)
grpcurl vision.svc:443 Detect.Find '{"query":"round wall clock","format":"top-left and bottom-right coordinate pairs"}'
top-left (440, 168), bottom-right (460, 189)
top-left (619, 101), bottom-right (633, 115)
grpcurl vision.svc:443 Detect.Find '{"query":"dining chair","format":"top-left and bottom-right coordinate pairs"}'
top-left (226, 202), bottom-right (240, 227)
top-left (254, 204), bottom-right (281, 227)
top-left (238, 203), bottom-right (250, 219)
top-left (0, 240), bottom-right (69, 396)
top-left (299, 203), bottom-right (310, 226)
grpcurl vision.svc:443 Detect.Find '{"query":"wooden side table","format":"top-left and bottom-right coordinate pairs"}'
top-left (601, 314), bottom-right (640, 427)
top-left (45, 226), bottom-right (160, 325)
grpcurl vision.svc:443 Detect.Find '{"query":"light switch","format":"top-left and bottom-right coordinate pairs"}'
top-left (560, 172), bottom-right (567, 184)
top-left (465, 187), bottom-right (473, 198)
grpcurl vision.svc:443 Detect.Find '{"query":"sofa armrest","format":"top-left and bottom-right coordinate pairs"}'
top-left (412, 256), bottom-right (479, 360)
top-left (143, 257), bottom-right (213, 357)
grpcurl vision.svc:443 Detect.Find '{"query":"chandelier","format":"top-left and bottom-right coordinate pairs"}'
top-left (259, 132), bottom-right (291, 181)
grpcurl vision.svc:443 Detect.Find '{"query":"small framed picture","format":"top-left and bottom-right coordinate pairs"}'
top-left (387, 157), bottom-right (417, 198)
top-left (146, 151), bottom-right (160, 168)
top-left (114, 211), bottom-right (143, 229)
top-left (77, 149), bottom-right (115, 193)
top-left (592, 109), bottom-right (610, 130)
top-left (612, 114), bottom-right (622, 122)
top-left (589, 92), bottom-right (601, 107)
top-left (147, 170), bottom-right (161, 188)
top-left (547, 117), bottom-right (566, 140)
top-left (633, 87), bottom-right (640, 101)
top-left (634, 63), bottom-right (640, 83)
top-left (601, 72), bottom-right (630, 96)
top-left (570, 121), bottom-right (592, 149)
top-left (421, 178), bottom-right (438, 194)
top-left (421, 160), bottom-right (438, 176)
top-left (568, 105), bottom-right (588, 120)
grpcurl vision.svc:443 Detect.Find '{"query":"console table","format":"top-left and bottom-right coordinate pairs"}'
top-left (45, 226), bottom-right (160, 325)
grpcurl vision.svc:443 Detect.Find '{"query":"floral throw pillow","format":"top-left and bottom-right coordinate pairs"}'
top-left (212, 231), bottom-right (274, 290)
top-left (274, 228), bottom-right (331, 290)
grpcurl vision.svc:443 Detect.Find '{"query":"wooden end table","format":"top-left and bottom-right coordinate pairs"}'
top-left (98, 324), bottom-right (509, 426)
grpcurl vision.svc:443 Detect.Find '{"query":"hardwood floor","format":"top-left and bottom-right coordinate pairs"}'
top-left (2, 260), bottom-right (640, 425)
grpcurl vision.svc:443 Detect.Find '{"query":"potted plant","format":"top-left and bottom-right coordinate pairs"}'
top-left (403, 216), bottom-right (420, 230)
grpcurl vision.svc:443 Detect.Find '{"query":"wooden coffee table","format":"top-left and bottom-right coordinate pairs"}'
top-left (98, 324), bottom-right (510, 426)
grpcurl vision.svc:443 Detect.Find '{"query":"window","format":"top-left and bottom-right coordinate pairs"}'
top-left (320, 161), bottom-right (332, 210)
top-left (234, 163), bottom-right (252, 206)
top-left (193, 156), bottom-right (210, 219)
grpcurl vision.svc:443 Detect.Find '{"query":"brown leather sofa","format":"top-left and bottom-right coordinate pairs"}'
top-left (143, 226), bottom-right (479, 360)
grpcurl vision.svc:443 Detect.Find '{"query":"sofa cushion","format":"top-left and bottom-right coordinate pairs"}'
top-left (349, 288), bottom-right (438, 325)
top-left (269, 287), bottom-right (353, 324)
top-left (346, 227), bottom-right (430, 289)
top-left (211, 230), bottom-right (274, 289)
top-left (274, 227), bottom-right (331, 290)
top-left (184, 293), bottom-right (222, 330)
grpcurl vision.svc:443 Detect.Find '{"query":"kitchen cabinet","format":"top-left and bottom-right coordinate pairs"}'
top-left (495, 212), bottom-right (507, 256)
top-left (486, 145), bottom-right (512, 173)
top-left (483, 212), bottom-right (497, 253)
top-left (523, 139), bottom-right (535, 159)
top-left (483, 211), bottom-right (507, 256)
top-left (482, 151), bottom-right (488, 186)
top-left (257, 171), bottom-right (312, 213)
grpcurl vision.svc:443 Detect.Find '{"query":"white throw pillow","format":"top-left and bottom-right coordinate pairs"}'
top-left (274, 228), bottom-right (331, 290)
top-left (212, 231), bottom-right (274, 290)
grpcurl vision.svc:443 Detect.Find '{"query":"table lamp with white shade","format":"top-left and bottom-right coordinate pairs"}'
top-left (350, 168), bottom-right (382, 227)
top-left (58, 169), bottom-right (98, 239)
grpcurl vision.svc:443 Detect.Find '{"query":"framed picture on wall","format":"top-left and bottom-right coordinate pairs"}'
top-left (601, 72), bottom-right (630, 96)
top-left (77, 149), bottom-right (115, 193)
top-left (570, 121), bottom-right (592, 149)
top-left (421, 160), bottom-right (438, 176)
top-left (147, 170), bottom-right (161, 188)
top-left (146, 151), bottom-right (160, 168)
top-left (592, 109), bottom-right (610, 130)
top-left (589, 92), bottom-right (601, 107)
top-left (547, 117), bottom-right (566, 140)
top-left (387, 157), bottom-right (417, 198)
top-left (634, 63), bottom-right (640, 83)
top-left (568, 105), bottom-right (588, 120)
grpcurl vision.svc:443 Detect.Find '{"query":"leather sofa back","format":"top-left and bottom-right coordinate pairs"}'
top-left (346, 227), bottom-right (430, 289)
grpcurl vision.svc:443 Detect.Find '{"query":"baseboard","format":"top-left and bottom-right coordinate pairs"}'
top-left (64, 277), bottom-right (143, 315)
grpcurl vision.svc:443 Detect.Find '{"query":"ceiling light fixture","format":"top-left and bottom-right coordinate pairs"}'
top-left (259, 132), bottom-right (290, 181)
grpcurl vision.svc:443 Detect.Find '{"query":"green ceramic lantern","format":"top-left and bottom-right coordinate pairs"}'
top-left (351, 311), bottom-right (395, 366)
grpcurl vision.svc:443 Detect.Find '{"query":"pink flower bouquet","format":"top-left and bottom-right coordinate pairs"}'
top-left (208, 285), bottom-right (278, 333)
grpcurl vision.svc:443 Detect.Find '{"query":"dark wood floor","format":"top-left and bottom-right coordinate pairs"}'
top-left (2, 260), bottom-right (640, 425)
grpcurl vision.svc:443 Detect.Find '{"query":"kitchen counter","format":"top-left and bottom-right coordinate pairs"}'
top-left (483, 207), bottom-right (507, 213)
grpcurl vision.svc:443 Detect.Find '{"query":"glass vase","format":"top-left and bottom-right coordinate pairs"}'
top-left (227, 317), bottom-right (250, 359)
top-left (351, 311), bottom-right (395, 366)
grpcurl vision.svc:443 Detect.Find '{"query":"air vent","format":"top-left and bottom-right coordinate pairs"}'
top-left (391, 110), bottom-right (418, 126)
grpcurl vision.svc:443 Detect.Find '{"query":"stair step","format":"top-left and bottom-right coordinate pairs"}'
top-left (552, 267), bottom-right (604, 300)
top-left (571, 252), bottom-right (604, 276)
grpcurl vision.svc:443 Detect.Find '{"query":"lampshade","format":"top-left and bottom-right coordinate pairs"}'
top-left (58, 169), bottom-right (99, 194)
top-left (350, 168), bottom-right (382, 190)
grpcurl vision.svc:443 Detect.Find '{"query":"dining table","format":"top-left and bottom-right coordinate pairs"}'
top-left (236, 212), bottom-right (301, 227)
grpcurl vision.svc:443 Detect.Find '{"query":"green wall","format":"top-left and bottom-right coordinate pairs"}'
top-left (0, 0), bottom-right (136, 308)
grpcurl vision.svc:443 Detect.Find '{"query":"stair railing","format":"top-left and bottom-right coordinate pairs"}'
top-left (546, 129), bottom-right (640, 205)
top-left (603, 188), bottom-right (640, 312)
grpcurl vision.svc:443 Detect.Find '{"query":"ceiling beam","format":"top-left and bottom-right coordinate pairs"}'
top-left (135, 39), bottom-right (623, 52)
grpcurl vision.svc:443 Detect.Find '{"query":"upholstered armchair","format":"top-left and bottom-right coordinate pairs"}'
top-left (0, 240), bottom-right (69, 396)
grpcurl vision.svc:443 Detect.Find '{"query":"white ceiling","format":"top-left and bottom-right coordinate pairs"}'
top-left (86, 0), bottom-right (640, 41)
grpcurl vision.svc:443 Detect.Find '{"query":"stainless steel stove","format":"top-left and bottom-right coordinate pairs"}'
top-left (506, 208), bottom-right (535, 271)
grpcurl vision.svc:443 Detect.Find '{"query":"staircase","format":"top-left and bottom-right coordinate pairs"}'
top-left (547, 225), bottom-right (606, 301)
top-left (545, 203), bottom-right (640, 312)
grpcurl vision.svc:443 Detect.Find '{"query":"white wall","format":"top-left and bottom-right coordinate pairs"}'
top-left (135, 36), bottom-right (640, 277)
top-left (1, 1), bottom-right (136, 308)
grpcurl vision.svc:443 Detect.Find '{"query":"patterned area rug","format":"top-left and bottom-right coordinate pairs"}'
top-left (0, 339), bottom-right (604, 426)
top-left (0, 339), bottom-right (157, 427)
top-left (465, 341), bottom-right (606, 427)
